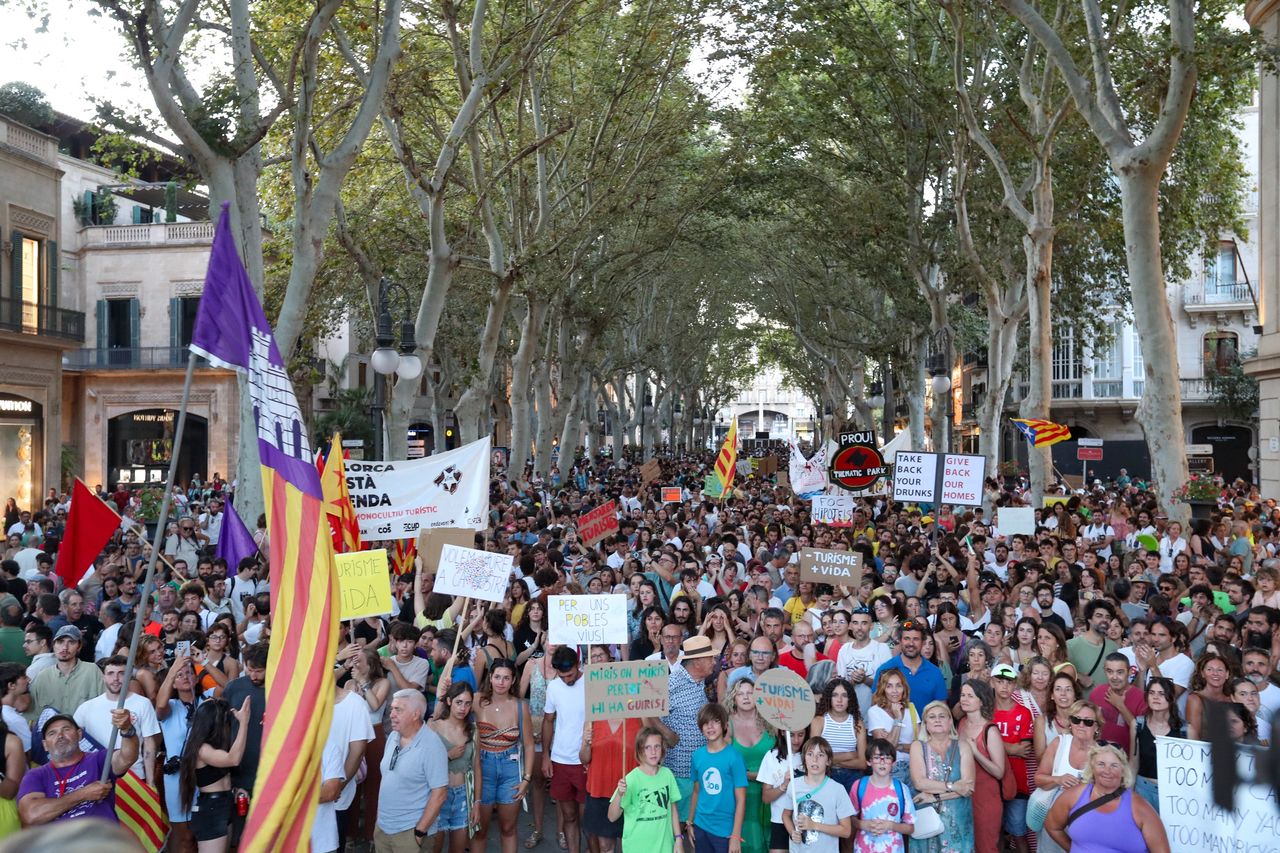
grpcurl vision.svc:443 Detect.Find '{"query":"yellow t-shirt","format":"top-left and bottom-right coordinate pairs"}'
top-left (783, 596), bottom-right (809, 625)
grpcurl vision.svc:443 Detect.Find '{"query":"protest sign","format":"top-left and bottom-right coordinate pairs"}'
top-left (548, 594), bottom-right (629, 646)
top-left (661, 487), bottom-right (682, 504)
top-left (585, 660), bottom-right (671, 720)
top-left (758, 456), bottom-right (779, 476)
top-left (434, 544), bottom-right (511, 603)
top-left (939, 453), bottom-right (985, 505)
top-left (578, 501), bottom-right (619, 547)
top-left (755, 668), bottom-right (816, 731)
top-left (830, 431), bottom-right (886, 491)
top-left (703, 475), bottom-right (723, 498)
top-left (997, 507), bottom-right (1035, 538)
top-left (639, 459), bottom-right (661, 484)
top-left (892, 451), bottom-right (940, 503)
top-left (789, 442), bottom-right (829, 497)
top-left (335, 549), bottom-right (394, 620)
top-left (810, 495), bottom-right (854, 527)
top-left (416, 527), bottom-right (475, 574)
top-left (1156, 736), bottom-right (1279, 852)
top-left (735, 459), bottom-right (754, 478)
top-left (776, 469), bottom-right (790, 490)
top-left (798, 548), bottom-right (862, 585)
top-left (345, 437), bottom-right (490, 540)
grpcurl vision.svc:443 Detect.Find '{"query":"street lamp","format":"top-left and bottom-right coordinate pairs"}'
top-left (868, 381), bottom-right (885, 411)
top-left (931, 368), bottom-right (952, 452)
top-left (369, 277), bottom-right (422, 460)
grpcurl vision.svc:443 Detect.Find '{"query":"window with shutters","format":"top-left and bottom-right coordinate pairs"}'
top-left (100, 298), bottom-right (140, 366)
top-left (19, 238), bottom-right (39, 333)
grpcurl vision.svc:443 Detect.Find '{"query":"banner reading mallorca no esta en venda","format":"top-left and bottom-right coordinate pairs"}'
top-left (344, 437), bottom-right (490, 540)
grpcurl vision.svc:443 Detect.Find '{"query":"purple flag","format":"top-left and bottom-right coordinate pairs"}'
top-left (189, 203), bottom-right (320, 498)
top-left (215, 500), bottom-right (258, 576)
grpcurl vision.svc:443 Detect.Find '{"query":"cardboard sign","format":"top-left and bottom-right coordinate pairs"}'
top-left (776, 469), bottom-right (790, 490)
top-left (416, 527), bottom-right (475, 575)
top-left (585, 660), bottom-right (671, 720)
top-left (335, 549), bottom-right (395, 620)
top-left (548, 594), bottom-right (629, 645)
top-left (892, 451), bottom-right (940, 503)
top-left (997, 507), bottom-right (1036, 537)
top-left (754, 667), bottom-right (816, 731)
top-left (661, 487), bottom-right (682, 504)
top-left (798, 547), bottom-right (863, 584)
top-left (578, 501), bottom-right (620, 547)
top-left (639, 459), bottom-right (662, 485)
top-left (810, 495), bottom-right (854, 527)
top-left (434, 544), bottom-right (511, 603)
top-left (758, 456), bottom-right (779, 476)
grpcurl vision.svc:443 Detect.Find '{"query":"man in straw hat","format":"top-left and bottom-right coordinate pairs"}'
top-left (644, 636), bottom-right (718, 823)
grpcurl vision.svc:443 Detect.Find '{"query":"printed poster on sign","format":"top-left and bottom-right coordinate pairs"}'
top-left (344, 436), bottom-right (490, 540)
top-left (798, 547), bottom-right (863, 585)
top-left (892, 451), bottom-right (940, 503)
top-left (334, 549), bottom-right (394, 620)
top-left (810, 495), bottom-right (854, 527)
top-left (939, 453), bottom-right (985, 506)
top-left (578, 501), bottom-right (620, 547)
top-left (434, 543), bottom-right (511, 603)
top-left (829, 430), bottom-right (886, 491)
top-left (1155, 736), bottom-right (1276, 852)
top-left (585, 660), bottom-right (670, 720)
top-left (661, 487), bottom-right (682, 504)
top-left (703, 475), bottom-right (724, 498)
top-left (548, 594), bottom-right (629, 646)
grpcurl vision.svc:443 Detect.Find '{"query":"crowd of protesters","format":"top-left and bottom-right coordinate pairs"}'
top-left (0, 449), bottom-right (1277, 852)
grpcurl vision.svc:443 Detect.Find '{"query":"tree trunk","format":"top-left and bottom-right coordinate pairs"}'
top-left (1022, 232), bottom-right (1054, 498)
top-left (509, 298), bottom-right (546, 470)
top-left (533, 343), bottom-right (556, 478)
top-left (1120, 172), bottom-right (1189, 522)
top-left (908, 336), bottom-right (928, 453)
top-left (979, 300), bottom-right (1021, 476)
top-left (455, 274), bottom-right (517, 443)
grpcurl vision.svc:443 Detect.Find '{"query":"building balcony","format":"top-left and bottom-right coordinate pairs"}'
top-left (1184, 279), bottom-right (1256, 311)
top-left (0, 298), bottom-right (86, 343)
top-left (1003, 376), bottom-right (1210, 407)
top-left (81, 221), bottom-right (215, 248)
top-left (0, 119), bottom-right (58, 166)
top-left (63, 346), bottom-right (209, 371)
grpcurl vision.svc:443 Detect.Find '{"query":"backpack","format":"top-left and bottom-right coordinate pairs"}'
top-left (855, 776), bottom-right (908, 841)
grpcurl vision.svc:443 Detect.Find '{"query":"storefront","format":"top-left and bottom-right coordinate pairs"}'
top-left (0, 393), bottom-right (42, 512)
top-left (106, 408), bottom-right (208, 489)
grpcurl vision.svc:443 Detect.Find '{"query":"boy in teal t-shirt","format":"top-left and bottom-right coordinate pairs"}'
top-left (688, 704), bottom-right (747, 853)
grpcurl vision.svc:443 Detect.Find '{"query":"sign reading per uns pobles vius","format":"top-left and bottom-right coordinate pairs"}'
top-left (344, 436), bottom-right (490, 540)
top-left (548, 594), bottom-right (629, 646)
top-left (798, 548), bottom-right (863, 585)
top-left (754, 667), bottom-right (816, 731)
top-left (585, 660), bottom-right (670, 720)
top-left (891, 451), bottom-right (986, 507)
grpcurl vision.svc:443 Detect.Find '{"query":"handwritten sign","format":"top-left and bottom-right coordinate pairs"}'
top-left (434, 544), bottom-right (511, 603)
top-left (1156, 736), bottom-right (1278, 852)
top-left (703, 475), bottom-right (723, 498)
top-left (548, 594), bottom-right (628, 645)
top-left (661, 487), bottom-right (682, 504)
top-left (939, 453), bottom-right (985, 506)
top-left (810, 495), bottom-right (854, 527)
top-left (335, 549), bottom-right (395, 620)
top-left (416, 527), bottom-right (475, 575)
top-left (754, 667), bottom-right (816, 731)
top-left (798, 548), bottom-right (863, 585)
top-left (585, 660), bottom-right (670, 720)
top-left (892, 451), bottom-right (940, 503)
top-left (578, 501), bottom-right (620, 547)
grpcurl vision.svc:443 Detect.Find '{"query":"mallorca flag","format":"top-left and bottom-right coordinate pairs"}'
top-left (190, 203), bottom-right (338, 852)
top-left (116, 769), bottom-right (167, 852)
top-left (713, 417), bottom-right (738, 496)
top-left (319, 433), bottom-right (363, 553)
top-left (1011, 417), bottom-right (1072, 447)
top-left (54, 478), bottom-right (122, 587)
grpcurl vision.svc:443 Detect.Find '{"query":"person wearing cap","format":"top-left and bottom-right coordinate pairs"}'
top-left (644, 636), bottom-right (716, 823)
top-left (991, 663), bottom-right (1034, 851)
top-left (25, 626), bottom-right (103, 726)
top-left (17, 707), bottom-right (138, 826)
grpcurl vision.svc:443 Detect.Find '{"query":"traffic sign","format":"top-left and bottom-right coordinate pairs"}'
top-left (1077, 438), bottom-right (1103, 447)
top-left (1077, 446), bottom-right (1103, 461)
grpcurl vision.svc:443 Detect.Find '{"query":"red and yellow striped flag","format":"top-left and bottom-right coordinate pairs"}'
top-left (190, 204), bottom-right (338, 852)
top-left (713, 417), bottom-right (738, 495)
top-left (319, 432), bottom-right (363, 553)
top-left (1010, 417), bottom-right (1072, 448)
top-left (115, 770), bottom-right (167, 852)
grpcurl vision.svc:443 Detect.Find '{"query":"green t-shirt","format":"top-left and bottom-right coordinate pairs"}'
top-left (620, 766), bottom-right (681, 853)
top-left (1066, 634), bottom-right (1117, 685)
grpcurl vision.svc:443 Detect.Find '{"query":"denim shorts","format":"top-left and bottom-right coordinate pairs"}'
top-left (438, 784), bottom-right (470, 831)
top-left (1002, 795), bottom-right (1029, 835)
top-left (1135, 776), bottom-right (1160, 815)
top-left (480, 745), bottom-right (523, 805)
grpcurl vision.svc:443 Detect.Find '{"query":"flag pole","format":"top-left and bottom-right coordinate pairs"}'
top-left (101, 353), bottom-right (198, 781)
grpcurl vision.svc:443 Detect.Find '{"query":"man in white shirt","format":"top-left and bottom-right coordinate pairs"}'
top-left (1082, 511), bottom-right (1116, 560)
top-left (644, 623), bottom-right (686, 673)
top-left (542, 647), bottom-right (587, 853)
top-left (74, 654), bottom-right (161, 785)
top-left (6, 511), bottom-right (41, 541)
top-left (199, 498), bottom-right (225, 547)
top-left (311, 681), bottom-right (374, 852)
top-left (835, 608), bottom-right (891, 717)
top-left (1243, 648), bottom-right (1280, 733)
top-left (985, 542), bottom-right (1013, 581)
top-left (95, 602), bottom-right (125, 662)
top-left (1137, 619), bottom-right (1194, 714)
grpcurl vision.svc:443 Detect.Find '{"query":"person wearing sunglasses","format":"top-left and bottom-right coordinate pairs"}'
top-left (376, 689), bottom-right (449, 851)
top-left (1033, 700), bottom-right (1102, 853)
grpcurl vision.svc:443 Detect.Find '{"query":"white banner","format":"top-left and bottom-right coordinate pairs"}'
top-left (997, 507), bottom-right (1036, 537)
top-left (811, 495), bottom-right (854, 527)
top-left (789, 440), bottom-right (829, 497)
top-left (434, 543), bottom-right (511, 603)
top-left (1156, 736), bottom-right (1278, 852)
top-left (548, 594), bottom-right (629, 646)
top-left (345, 437), bottom-right (491, 541)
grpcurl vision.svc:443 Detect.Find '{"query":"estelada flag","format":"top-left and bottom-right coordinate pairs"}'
top-left (713, 417), bottom-right (738, 496)
top-left (190, 203), bottom-right (338, 852)
top-left (1010, 417), bottom-right (1071, 448)
top-left (54, 479), bottom-right (121, 587)
top-left (319, 433), bottom-right (362, 553)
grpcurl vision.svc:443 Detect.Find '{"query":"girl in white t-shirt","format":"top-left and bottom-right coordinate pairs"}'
top-left (759, 729), bottom-right (805, 853)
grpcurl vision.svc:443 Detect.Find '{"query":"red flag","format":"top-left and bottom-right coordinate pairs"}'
top-left (54, 479), bottom-right (121, 587)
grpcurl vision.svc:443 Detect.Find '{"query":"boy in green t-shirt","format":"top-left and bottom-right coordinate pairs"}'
top-left (610, 726), bottom-right (684, 853)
